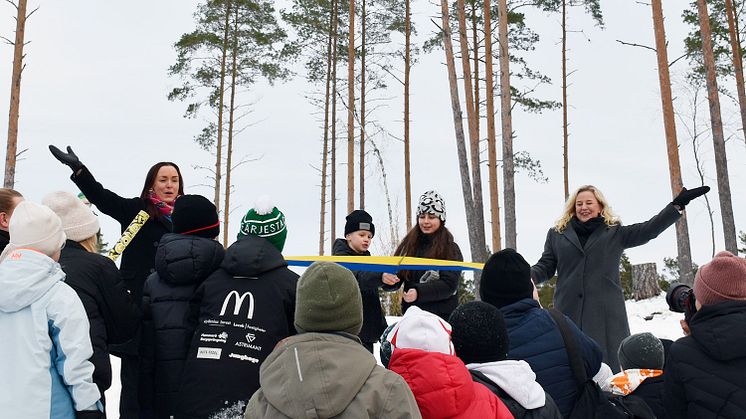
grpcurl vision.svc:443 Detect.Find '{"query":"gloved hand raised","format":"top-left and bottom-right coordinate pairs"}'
top-left (672, 186), bottom-right (710, 209)
top-left (49, 145), bottom-right (83, 172)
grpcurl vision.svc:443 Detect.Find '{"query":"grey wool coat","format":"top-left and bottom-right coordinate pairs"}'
top-left (531, 204), bottom-right (680, 372)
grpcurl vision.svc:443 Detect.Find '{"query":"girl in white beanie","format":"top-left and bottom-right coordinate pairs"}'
top-left (0, 201), bottom-right (104, 418)
top-left (43, 191), bottom-right (141, 404)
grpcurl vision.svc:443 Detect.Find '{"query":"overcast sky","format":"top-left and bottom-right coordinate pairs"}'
top-left (0, 0), bottom-right (743, 274)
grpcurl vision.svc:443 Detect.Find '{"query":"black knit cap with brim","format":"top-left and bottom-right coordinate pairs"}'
top-left (172, 195), bottom-right (220, 239)
top-left (479, 248), bottom-right (534, 308)
top-left (449, 301), bottom-right (510, 364)
top-left (344, 209), bottom-right (375, 237)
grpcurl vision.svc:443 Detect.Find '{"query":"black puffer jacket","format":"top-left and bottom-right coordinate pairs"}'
top-left (665, 301), bottom-right (746, 419)
top-left (58, 240), bottom-right (141, 395)
top-left (139, 233), bottom-right (225, 418)
top-left (176, 235), bottom-right (298, 419)
top-left (399, 235), bottom-right (463, 320)
top-left (332, 238), bottom-right (388, 343)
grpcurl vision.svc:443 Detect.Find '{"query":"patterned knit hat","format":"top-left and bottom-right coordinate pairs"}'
top-left (237, 196), bottom-right (287, 252)
top-left (42, 191), bottom-right (100, 242)
top-left (693, 251), bottom-right (746, 306)
top-left (417, 190), bottom-right (446, 222)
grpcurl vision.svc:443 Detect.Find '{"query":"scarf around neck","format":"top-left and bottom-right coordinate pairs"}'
top-left (147, 191), bottom-right (176, 219)
top-left (570, 216), bottom-right (605, 247)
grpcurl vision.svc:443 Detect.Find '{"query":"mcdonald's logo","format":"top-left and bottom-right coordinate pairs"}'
top-left (219, 290), bottom-right (255, 319)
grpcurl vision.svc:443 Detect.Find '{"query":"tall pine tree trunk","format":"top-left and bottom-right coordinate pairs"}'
top-left (472, 1), bottom-right (480, 137)
top-left (320, 0), bottom-right (336, 255)
top-left (214, 0), bottom-right (232, 212)
top-left (651, 0), bottom-right (695, 285)
top-left (724, 0), bottom-right (746, 145)
top-left (498, 0), bottom-right (517, 248)
top-left (359, 0), bottom-right (366, 209)
top-left (484, 0), bottom-right (502, 252)
top-left (696, 0), bottom-right (738, 254)
top-left (4, 0), bottom-right (28, 188)
top-left (404, 0), bottom-right (412, 230)
top-left (331, 0), bottom-right (339, 240)
top-left (224, 4), bottom-right (239, 247)
top-left (347, 0), bottom-right (355, 213)
top-left (562, 0), bottom-right (569, 200)
top-left (456, 0), bottom-right (489, 264)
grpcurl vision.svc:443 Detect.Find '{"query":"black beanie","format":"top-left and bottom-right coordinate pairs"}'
top-left (344, 209), bottom-right (375, 237)
top-left (172, 195), bottom-right (220, 238)
top-left (617, 332), bottom-right (665, 370)
top-left (449, 301), bottom-right (510, 364)
top-left (479, 248), bottom-right (534, 308)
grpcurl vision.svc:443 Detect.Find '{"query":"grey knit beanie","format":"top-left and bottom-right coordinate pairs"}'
top-left (617, 332), bottom-right (665, 370)
top-left (294, 262), bottom-right (363, 335)
top-left (42, 191), bottom-right (99, 242)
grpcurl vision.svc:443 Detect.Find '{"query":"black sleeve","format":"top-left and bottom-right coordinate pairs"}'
top-left (71, 166), bottom-right (140, 225)
top-left (96, 257), bottom-right (141, 344)
top-left (138, 276), bottom-right (156, 410)
top-left (351, 269), bottom-right (384, 292)
top-left (285, 274), bottom-right (298, 335)
top-left (531, 229), bottom-right (557, 284)
top-left (413, 243), bottom-right (463, 304)
top-left (620, 204), bottom-right (681, 249)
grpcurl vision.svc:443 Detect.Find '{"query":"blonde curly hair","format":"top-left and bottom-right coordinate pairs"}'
top-left (554, 185), bottom-right (620, 232)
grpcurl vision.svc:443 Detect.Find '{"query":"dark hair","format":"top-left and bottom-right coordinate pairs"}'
top-left (394, 218), bottom-right (457, 283)
top-left (0, 188), bottom-right (22, 214)
top-left (139, 162), bottom-right (184, 218)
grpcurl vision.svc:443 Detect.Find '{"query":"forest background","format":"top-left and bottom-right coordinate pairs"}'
top-left (1, 0), bottom-right (744, 295)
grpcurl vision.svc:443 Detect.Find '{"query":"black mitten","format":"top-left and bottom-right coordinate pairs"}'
top-left (672, 186), bottom-right (710, 209)
top-left (49, 145), bottom-right (83, 172)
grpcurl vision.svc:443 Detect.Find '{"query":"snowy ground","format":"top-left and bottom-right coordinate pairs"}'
top-left (103, 293), bottom-right (683, 417)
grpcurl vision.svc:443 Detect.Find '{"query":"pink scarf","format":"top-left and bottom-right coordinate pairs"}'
top-left (147, 191), bottom-right (176, 219)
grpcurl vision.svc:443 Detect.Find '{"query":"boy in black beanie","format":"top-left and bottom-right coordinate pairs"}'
top-left (332, 209), bottom-right (400, 352)
top-left (450, 301), bottom-right (562, 419)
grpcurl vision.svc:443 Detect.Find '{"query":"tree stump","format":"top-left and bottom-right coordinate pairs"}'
top-left (632, 263), bottom-right (661, 300)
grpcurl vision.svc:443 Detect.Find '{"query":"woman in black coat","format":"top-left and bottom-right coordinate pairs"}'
top-left (50, 145), bottom-right (184, 419)
top-left (531, 184), bottom-right (708, 372)
top-left (43, 191), bottom-right (141, 405)
top-left (393, 190), bottom-right (463, 320)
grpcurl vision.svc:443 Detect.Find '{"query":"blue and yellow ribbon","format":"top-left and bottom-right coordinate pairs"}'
top-left (285, 255), bottom-right (484, 273)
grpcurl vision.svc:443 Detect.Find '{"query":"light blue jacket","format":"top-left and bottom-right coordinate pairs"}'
top-left (0, 249), bottom-right (102, 418)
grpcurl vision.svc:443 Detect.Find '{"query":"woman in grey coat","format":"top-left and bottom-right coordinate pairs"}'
top-left (531, 184), bottom-right (709, 372)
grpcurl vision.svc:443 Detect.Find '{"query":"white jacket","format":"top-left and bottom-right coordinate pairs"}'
top-left (0, 249), bottom-right (101, 418)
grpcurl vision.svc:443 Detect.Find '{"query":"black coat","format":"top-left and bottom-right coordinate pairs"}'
top-left (176, 235), bottom-right (298, 419)
top-left (399, 235), bottom-right (463, 320)
top-left (58, 240), bottom-right (141, 395)
top-left (470, 369), bottom-right (563, 419)
top-left (531, 204), bottom-right (680, 372)
top-left (72, 166), bottom-right (172, 305)
top-left (332, 238), bottom-right (388, 343)
top-left (139, 233), bottom-right (225, 418)
top-left (664, 301), bottom-right (746, 419)
top-left (632, 375), bottom-right (666, 419)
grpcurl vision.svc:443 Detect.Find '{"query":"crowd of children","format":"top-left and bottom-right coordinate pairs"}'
top-left (0, 148), bottom-right (744, 419)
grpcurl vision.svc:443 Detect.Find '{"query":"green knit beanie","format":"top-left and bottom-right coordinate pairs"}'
top-left (237, 196), bottom-right (287, 252)
top-left (294, 262), bottom-right (363, 336)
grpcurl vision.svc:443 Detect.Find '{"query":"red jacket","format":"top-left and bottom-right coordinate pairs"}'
top-left (390, 348), bottom-right (514, 419)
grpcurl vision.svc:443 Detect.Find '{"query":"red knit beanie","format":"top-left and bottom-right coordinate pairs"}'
top-left (693, 251), bottom-right (746, 306)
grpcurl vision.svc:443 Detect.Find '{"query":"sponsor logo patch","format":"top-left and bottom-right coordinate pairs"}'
top-left (196, 347), bottom-right (222, 360)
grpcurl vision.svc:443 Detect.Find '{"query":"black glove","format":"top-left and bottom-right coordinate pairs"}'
top-left (49, 145), bottom-right (83, 172)
top-left (672, 186), bottom-right (710, 209)
top-left (75, 410), bottom-right (104, 419)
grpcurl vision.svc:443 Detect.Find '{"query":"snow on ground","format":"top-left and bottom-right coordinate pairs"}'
top-left (104, 293), bottom-right (683, 415)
